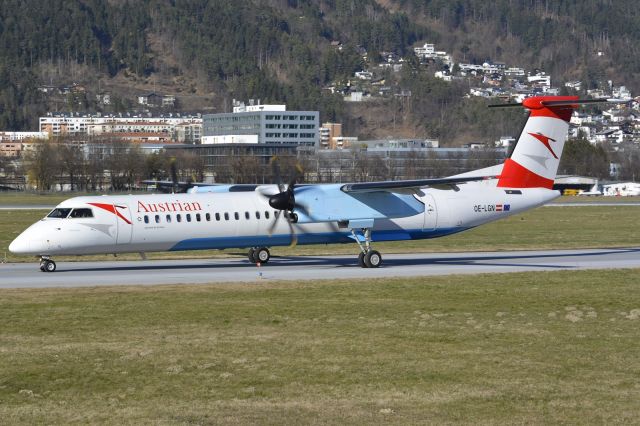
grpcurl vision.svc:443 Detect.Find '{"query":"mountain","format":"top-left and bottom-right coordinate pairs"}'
top-left (0, 0), bottom-right (638, 144)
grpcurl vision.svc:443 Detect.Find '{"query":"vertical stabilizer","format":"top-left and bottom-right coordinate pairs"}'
top-left (497, 96), bottom-right (579, 189)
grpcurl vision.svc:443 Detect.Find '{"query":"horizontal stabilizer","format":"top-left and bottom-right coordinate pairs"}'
top-left (489, 98), bottom-right (630, 108)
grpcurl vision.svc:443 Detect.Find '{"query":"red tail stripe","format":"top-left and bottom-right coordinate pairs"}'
top-left (497, 158), bottom-right (555, 189)
top-left (528, 106), bottom-right (574, 122)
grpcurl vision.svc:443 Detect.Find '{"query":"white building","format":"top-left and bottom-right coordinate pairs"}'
top-left (504, 68), bottom-right (526, 77)
top-left (565, 81), bottom-right (582, 90)
top-left (355, 71), bottom-right (373, 80)
top-left (527, 73), bottom-right (551, 87)
top-left (0, 131), bottom-right (48, 141)
top-left (39, 114), bottom-right (202, 138)
top-left (232, 100), bottom-right (286, 113)
top-left (414, 43), bottom-right (435, 58)
top-left (459, 62), bottom-right (505, 74)
top-left (495, 136), bottom-right (515, 148)
top-left (612, 86), bottom-right (632, 100)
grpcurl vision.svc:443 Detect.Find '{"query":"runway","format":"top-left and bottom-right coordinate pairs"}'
top-left (1, 247), bottom-right (639, 289)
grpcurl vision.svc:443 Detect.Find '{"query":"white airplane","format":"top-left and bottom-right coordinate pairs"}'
top-left (577, 183), bottom-right (602, 196)
top-left (9, 96), bottom-right (618, 272)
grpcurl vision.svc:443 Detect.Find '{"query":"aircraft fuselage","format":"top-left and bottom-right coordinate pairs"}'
top-left (9, 183), bottom-right (558, 257)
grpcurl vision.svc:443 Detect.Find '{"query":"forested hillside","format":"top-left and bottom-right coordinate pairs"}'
top-left (0, 0), bottom-right (638, 143)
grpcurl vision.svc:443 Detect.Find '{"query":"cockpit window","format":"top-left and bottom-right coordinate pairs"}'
top-left (47, 208), bottom-right (72, 219)
top-left (69, 208), bottom-right (94, 218)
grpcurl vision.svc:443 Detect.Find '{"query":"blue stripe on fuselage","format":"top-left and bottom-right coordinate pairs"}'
top-left (168, 227), bottom-right (470, 251)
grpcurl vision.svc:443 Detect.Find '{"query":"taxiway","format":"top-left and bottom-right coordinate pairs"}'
top-left (1, 247), bottom-right (639, 288)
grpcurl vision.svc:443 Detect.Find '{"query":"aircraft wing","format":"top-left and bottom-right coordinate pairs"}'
top-left (340, 175), bottom-right (497, 193)
top-left (141, 180), bottom-right (219, 193)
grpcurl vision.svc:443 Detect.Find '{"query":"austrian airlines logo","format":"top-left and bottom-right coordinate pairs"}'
top-left (528, 132), bottom-right (558, 159)
top-left (88, 203), bottom-right (132, 225)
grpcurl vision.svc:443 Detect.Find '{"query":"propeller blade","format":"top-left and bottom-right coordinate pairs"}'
top-left (267, 210), bottom-right (280, 236)
top-left (271, 156), bottom-right (285, 192)
top-left (170, 159), bottom-right (178, 193)
top-left (288, 219), bottom-right (298, 248)
top-left (294, 201), bottom-right (311, 218)
top-left (257, 184), bottom-right (280, 198)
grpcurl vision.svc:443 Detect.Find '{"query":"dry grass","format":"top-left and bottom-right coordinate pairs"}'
top-left (552, 195), bottom-right (640, 203)
top-left (1, 270), bottom-right (640, 424)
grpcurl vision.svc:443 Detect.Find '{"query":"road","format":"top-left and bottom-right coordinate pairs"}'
top-left (1, 247), bottom-right (639, 289)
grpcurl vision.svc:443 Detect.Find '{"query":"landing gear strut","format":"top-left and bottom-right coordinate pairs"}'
top-left (351, 228), bottom-right (382, 268)
top-left (39, 256), bottom-right (56, 272)
top-left (248, 247), bottom-right (270, 264)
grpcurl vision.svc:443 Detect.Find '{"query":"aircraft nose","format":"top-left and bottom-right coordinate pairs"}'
top-left (9, 235), bottom-right (29, 254)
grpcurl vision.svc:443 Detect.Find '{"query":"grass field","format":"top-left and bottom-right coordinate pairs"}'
top-left (1, 269), bottom-right (639, 424)
top-left (1, 204), bottom-right (639, 263)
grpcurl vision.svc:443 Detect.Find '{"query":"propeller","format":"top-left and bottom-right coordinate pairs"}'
top-left (260, 157), bottom-right (310, 247)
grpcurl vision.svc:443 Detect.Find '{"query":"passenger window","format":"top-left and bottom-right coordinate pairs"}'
top-left (224, 213), bottom-right (229, 220)
top-left (234, 212), bottom-right (239, 220)
top-left (144, 215), bottom-right (149, 224)
top-left (166, 215), bottom-right (172, 223)
top-left (69, 208), bottom-right (93, 218)
top-left (256, 211), bottom-right (261, 219)
top-left (216, 213), bottom-right (221, 221)
top-left (245, 211), bottom-right (250, 220)
top-left (187, 214), bottom-right (192, 222)
top-left (196, 213), bottom-right (201, 222)
top-left (265, 211), bottom-right (270, 219)
top-left (155, 215), bottom-right (160, 223)
top-left (177, 214), bottom-right (182, 222)
top-left (206, 213), bottom-right (211, 221)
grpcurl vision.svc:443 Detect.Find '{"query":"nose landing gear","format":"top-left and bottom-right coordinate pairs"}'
top-left (39, 256), bottom-right (57, 272)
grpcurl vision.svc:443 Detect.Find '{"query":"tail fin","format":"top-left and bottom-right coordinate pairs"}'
top-left (497, 96), bottom-right (579, 189)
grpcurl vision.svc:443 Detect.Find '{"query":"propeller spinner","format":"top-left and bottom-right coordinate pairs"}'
top-left (268, 181), bottom-right (297, 218)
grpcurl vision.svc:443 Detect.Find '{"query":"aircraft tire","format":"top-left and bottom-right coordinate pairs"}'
top-left (364, 250), bottom-right (382, 268)
top-left (358, 252), bottom-right (367, 268)
top-left (44, 260), bottom-right (56, 272)
top-left (255, 247), bottom-right (270, 264)
top-left (248, 248), bottom-right (257, 263)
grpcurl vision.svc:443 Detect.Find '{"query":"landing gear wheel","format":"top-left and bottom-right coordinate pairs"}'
top-left (42, 260), bottom-right (56, 272)
top-left (255, 247), bottom-right (270, 264)
top-left (358, 251), bottom-right (367, 268)
top-left (364, 250), bottom-right (382, 268)
top-left (248, 248), bottom-right (257, 263)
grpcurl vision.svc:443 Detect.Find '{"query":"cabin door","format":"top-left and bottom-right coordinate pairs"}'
top-left (422, 194), bottom-right (437, 231)
top-left (115, 203), bottom-right (133, 244)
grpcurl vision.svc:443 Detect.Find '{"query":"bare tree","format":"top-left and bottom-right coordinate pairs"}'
top-left (85, 149), bottom-right (106, 191)
top-left (25, 141), bottom-right (60, 191)
top-left (231, 156), bottom-right (261, 184)
top-left (58, 141), bottom-right (86, 191)
top-left (368, 154), bottom-right (389, 181)
top-left (174, 150), bottom-right (205, 183)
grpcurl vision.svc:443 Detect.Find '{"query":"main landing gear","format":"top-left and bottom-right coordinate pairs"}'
top-left (248, 247), bottom-right (271, 264)
top-left (39, 256), bottom-right (56, 272)
top-left (351, 228), bottom-right (382, 268)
